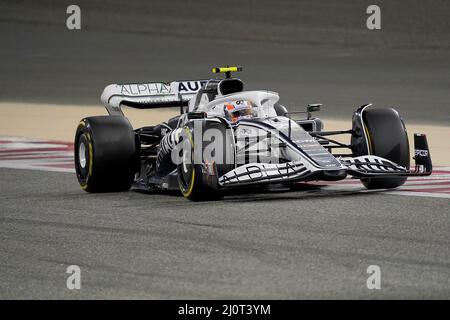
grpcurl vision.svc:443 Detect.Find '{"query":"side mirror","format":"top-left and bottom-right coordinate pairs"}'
top-left (307, 103), bottom-right (322, 113)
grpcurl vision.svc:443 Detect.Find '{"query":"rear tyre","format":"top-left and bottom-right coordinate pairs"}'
top-left (352, 107), bottom-right (410, 189)
top-left (74, 116), bottom-right (139, 192)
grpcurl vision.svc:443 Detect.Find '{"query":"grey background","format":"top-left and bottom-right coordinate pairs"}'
top-left (0, 0), bottom-right (449, 124)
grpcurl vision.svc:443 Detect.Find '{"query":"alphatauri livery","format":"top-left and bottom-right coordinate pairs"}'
top-left (74, 66), bottom-right (432, 200)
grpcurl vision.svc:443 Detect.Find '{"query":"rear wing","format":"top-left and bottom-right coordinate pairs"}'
top-left (101, 80), bottom-right (208, 115)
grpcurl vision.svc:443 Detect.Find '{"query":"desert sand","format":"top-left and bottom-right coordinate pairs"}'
top-left (0, 102), bottom-right (447, 165)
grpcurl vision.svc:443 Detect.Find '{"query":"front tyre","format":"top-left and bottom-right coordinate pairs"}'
top-left (74, 116), bottom-right (139, 192)
top-left (177, 121), bottom-right (232, 201)
top-left (351, 107), bottom-right (410, 189)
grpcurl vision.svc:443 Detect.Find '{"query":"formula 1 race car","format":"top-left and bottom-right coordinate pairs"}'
top-left (74, 66), bottom-right (432, 200)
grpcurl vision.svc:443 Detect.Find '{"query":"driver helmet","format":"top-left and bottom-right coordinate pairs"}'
top-left (224, 100), bottom-right (255, 123)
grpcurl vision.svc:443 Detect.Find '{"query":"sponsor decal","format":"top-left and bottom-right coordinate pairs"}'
top-left (415, 149), bottom-right (429, 157)
top-left (118, 80), bottom-right (207, 97)
top-left (120, 83), bottom-right (171, 96)
top-left (178, 80), bottom-right (208, 93)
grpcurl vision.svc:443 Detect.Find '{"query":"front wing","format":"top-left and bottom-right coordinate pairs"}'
top-left (216, 133), bottom-right (432, 187)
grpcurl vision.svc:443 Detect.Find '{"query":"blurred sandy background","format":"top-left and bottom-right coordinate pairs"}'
top-left (0, 0), bottom-right (448, 163)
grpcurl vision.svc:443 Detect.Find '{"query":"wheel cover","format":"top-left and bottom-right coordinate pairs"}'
top-left (178, 128), bottom-right (196, 196)
top-left (75, 133), bottom-right (91, 182)
top-left (79, 141), bottom-right (87, 168)
top-left (179, 149), bottom-right (194, 193)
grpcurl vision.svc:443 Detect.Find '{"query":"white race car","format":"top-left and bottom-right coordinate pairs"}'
top-left (74, 66), bottom-right (432, 200)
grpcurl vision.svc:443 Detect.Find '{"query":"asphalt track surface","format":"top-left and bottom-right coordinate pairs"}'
top-left (1, 168), bottom-right (449, 299)
top-left (1, 1), bottom-right (450, 299)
